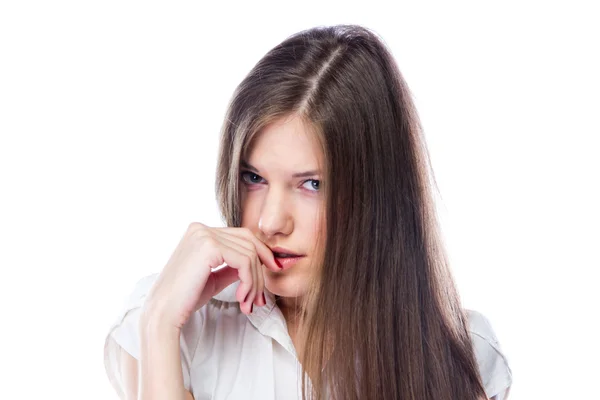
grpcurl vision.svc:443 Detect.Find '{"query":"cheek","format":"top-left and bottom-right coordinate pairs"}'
top-left (298, 202), bottom-right (325, 249)
top-left (240, 193), bottom-right (260, 227)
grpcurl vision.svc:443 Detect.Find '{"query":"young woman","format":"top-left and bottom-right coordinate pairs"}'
top-left (104, 24), bottom-right (512, 400)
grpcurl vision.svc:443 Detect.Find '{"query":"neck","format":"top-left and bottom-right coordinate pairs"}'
top-left (277, 295), bottom-right (304, 325)
top-left (276, 295), bottom-right (307, 361)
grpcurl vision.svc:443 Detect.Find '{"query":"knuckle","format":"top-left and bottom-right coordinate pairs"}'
top-left (190, 233), bottom-right (218, 254)
top-left (187, 221), bottom-right (202, 230)
top-left (243, 253), bottom-right (253, 268)
top-left (200, 236), bottom-right (219, 249)
top-left (187, 222), bottom-right (206, 235)
top-left (239, 227), bottom-right (254, 240)
top-left (248, 242), bottom-right (258, 256)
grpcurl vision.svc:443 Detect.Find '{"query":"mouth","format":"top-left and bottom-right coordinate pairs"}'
top-left (273, 252), bottom-right (299, 258)
top-left (269, 247), bottom-right (305, 270)
top-left (273, 255), bottom-right (304, 269)
top-left (269, 246), bottom-right (303, 257)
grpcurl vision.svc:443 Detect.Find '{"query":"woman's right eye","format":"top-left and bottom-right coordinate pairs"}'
top-left (240, 171), bottom-right (265, 184)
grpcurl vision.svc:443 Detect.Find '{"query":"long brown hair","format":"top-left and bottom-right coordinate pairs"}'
top-left (215, 25), bottom-right (487, 400)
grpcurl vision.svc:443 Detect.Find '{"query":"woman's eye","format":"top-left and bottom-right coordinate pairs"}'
top-left (241, 172), bottom-right (264, 184)
top-left (302, 179), bottom-right (320, 192)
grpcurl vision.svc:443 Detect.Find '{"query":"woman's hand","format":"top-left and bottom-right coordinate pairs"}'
top-left (142, 222), bottom-right (280, 330)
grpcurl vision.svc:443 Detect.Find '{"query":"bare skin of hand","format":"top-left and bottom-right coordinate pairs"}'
top-left (142, 222), bottom-right (281, 330)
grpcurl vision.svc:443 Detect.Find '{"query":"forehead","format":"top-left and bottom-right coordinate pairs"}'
top-left (245, 115), bottom-right (323, 168)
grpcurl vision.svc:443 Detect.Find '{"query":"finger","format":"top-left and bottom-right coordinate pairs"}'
top-left (212, 229), bottom-right (254, 252)
top-left (220, 227), bottom-right (280, 271)
top-left (216, 240), bottom-right (255, 312)
top-left (206, 265), bottom-right (240, 297)
top-left (216, 235), bottom-right (259, 313)
top-left (254, 263), bottom-right (266, 307)
top-left (213, 231), bottom-right (266, 306)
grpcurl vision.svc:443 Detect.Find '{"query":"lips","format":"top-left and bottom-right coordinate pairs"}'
top-left (273, 255), bottom-right (304, 270)
top-left (269, 246), bottom-right (303, 257)
top-left (269, 246), bottom-right (305, 270)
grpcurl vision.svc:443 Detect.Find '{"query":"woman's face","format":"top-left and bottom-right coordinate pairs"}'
top-left (240, 114), bottom-right (325, 299)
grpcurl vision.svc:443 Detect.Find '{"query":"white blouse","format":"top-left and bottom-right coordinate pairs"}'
top-left (104, 273), bottom-right (513, 399)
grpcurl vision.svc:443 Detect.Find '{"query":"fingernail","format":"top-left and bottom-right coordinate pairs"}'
top-left (262, 293), bottom-right (267, 305)
top-left (274, 259), bottom-right (283, 269)
top-left (250, 304), bottom-right (254, 314)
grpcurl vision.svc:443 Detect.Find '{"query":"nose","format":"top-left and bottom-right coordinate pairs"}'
top-left (258, 186), bottom-right (293, 239)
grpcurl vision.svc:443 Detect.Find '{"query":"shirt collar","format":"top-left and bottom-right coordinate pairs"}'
top-left (213, 281), bottom-right (297, 357)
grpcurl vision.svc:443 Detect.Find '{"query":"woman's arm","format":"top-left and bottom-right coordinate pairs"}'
top-left (119, 347), bottom-right (194, 400)
top-left (121, 314), bottom-right (194, 400)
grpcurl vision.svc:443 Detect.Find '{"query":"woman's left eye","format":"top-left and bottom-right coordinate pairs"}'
top-left (302, 179), bottom-right (320, 192)
top-left (241, 172), bottom-right (265, 184)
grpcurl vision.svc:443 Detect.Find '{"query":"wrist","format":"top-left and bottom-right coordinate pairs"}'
top-left (139, 302), bottom-right (181, 338)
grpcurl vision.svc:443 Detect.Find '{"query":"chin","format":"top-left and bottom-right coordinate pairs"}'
top-left (263, 269), bottom-right (309, 299)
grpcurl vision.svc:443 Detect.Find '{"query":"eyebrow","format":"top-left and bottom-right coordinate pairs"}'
top-left (241, 160), bottom-right (321, 178)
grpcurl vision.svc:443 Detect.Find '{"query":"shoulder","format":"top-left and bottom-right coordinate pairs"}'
top-left (465, 309), bottom-right (513, 399)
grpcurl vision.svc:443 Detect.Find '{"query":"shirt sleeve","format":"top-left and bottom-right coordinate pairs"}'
top-left (103, 273), bottom-right (204, 398)
top-left (466, 309), bottom-right (513, 400)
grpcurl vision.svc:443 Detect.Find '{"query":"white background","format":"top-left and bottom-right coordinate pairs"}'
top-left (1, 1), bottom-right (598, 399)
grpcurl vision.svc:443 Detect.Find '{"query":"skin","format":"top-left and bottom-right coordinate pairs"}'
top-left (240, 113), bottom-right (325, 343)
